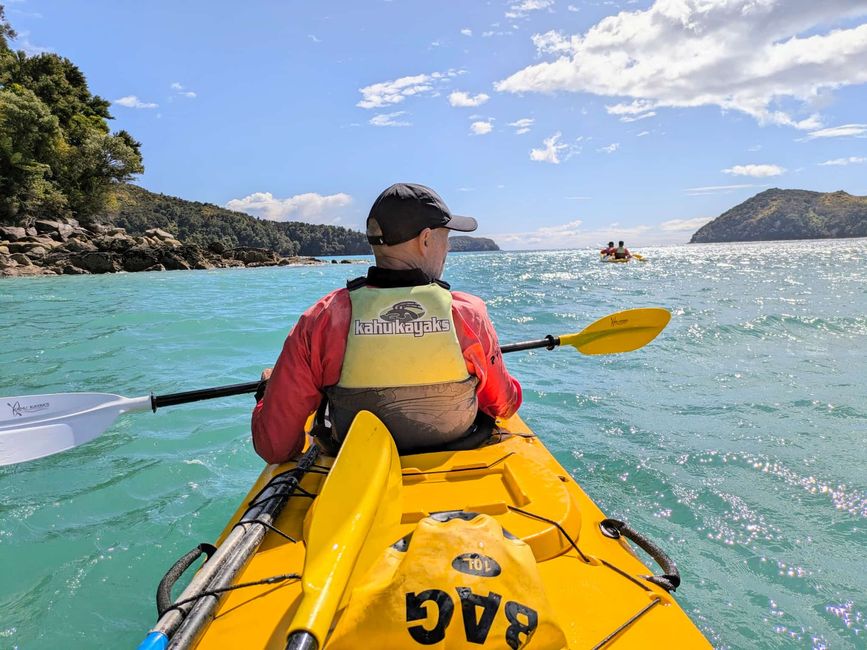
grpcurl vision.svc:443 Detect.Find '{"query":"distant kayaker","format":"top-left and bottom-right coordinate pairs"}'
top-left (613, 241), bottom-right (632, 260)
top-left (600, 241), bottom-right (615, 256)
top-left (251, 183), bottom-right (522, 463)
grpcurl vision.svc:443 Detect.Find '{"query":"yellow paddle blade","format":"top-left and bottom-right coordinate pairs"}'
top-left (559, 308), bottom-right (671, 355)
top-left (288, 411), bottom-right (402, 644)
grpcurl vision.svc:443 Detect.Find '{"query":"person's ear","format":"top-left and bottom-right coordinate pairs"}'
top-left (419, 228), bottom-right (432, 248)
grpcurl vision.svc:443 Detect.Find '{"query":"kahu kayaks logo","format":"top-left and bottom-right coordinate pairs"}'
top-left (380, 301), bottom-right (426, 323)
top-left (8, 400), bottom-right (50, 417)
top-left (355, 300), bottom-right (451, 337)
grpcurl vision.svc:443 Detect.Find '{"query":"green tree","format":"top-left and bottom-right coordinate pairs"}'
top-left (0, 6), bottom-right (144, 223)
top-left (0, 4), bottom-right (15, 51)
top-left (0, 85), bottom-right (67, 221)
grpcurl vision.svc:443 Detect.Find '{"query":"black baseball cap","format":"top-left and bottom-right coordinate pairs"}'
top-left (366, 183), bottom-right (478, 246)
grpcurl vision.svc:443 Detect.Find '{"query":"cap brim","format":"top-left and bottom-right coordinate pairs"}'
top-left (444, 214), bottom-right (478, 233)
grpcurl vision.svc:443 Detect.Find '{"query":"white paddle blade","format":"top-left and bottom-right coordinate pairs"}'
top-left (0, 393), bottom-right (152, 465)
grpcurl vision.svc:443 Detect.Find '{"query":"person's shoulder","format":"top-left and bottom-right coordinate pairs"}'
top-left (451, 290), bottom-right (490, 317)
top-left (302, 287), bottom-right (350, 319)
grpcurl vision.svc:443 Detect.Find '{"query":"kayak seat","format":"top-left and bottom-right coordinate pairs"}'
top-left (311, 410), bottom-right (498, 456)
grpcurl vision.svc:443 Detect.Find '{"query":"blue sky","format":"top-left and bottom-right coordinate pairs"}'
top-left (7, 0), bottom-right (867, 249)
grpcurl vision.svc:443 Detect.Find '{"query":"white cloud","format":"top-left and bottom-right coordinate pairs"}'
top-left (461, 28), bottom-right (473, 36)
top-left (723, 164), bottom-right (785, 177)
top-left (597, 143), bottom-right (620, 154)
top-left (225, 191), bottom-right (353, 224)
top-left (490, 219), bottom-right (687, 249)
top-left (506, 0), bottom-right (554, 19)
top-left (509, 117), bottom-right (535, 134)
top-left (684, 183), bottom-right (765, 195)
top-left (369, 111), bottom-right (411, 127)
top-left (11, 30), bottom-right (52, 56)
top-left (170, 82), bottom-right (197, 99)
top-left (308, 34), bottom-right (321, 43)
top-left (471, 120), bottom-right (494, 135)
top-left (819, 156), bottom-right (866, 166)
top-left (449, 91), bottom-right (490, 107)
top-left (113, 95), bottom-right (159, 109)
top-left (357, 70), bottom-right (462, 109)
top-left (620, 111), bottom-right (656, 123)
top-left (530, 132), bottom-right (568, 164)
top-left (567, 4), bottom-right (580, 12)
top-left (659, 217), bottom-right (714, 232)
top-left (637, 130), bottom-right (650, 137)
top-left (495, 1), bottom-right (867, 129)
top-left (806, 124), bottom-right (867, 139)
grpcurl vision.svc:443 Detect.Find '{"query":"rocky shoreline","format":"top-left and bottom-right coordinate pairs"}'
top-left (0, 218), bottom-right (357, 277)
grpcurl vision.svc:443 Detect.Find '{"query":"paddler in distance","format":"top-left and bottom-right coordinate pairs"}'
top-left (600, 241), bottom-right (615, 256)
top-left (613, 240), bottom-right (633, 260)
top-left (251, 183), bottom-right (522, 463)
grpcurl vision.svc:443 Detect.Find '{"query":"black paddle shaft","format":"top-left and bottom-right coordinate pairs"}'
top-left (149, 335), bottom-right (561, 411)
top-left (151, 380), bottom-right (261, 411)
top-left (500, 334), bottom-right (559, 354)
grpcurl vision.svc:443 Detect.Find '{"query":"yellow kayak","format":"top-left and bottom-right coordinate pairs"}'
top-left (141, 413), bottom-right (710, 649)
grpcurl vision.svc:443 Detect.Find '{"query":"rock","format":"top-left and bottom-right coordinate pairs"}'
top-left (62, 239), bottom-right (98, 253)
top-left (2, 264), bottom-right (54, 277)
top-left (25, 227), bottom-right (37, 237)
top-left (161, 253), bottom-right (191, 271)
top-left (11, 253), bottom-right (32, 265)
top-left (232, 247), bottom-right (277, 265)
top-left (24, 246), bottom-right (48, 259)
top-left (0, 226), bottom-right (26, 241)
top-left (0, 253), bottom-right (15, 269)
top-left (144, 263), bottom-right (166, 272)
top-left (331, 259), bottom-right (338, 264)
top-left (72, 251), bottom-right (117, 274)
top-left (0, 245), bottom-right (8, 255)
top-left (94, 234), bottom-right (135, 252)
top-left (34, 219), bottom-right (63, 235)
top-left (121, 246), bottom-right (159, 272)
top-left (62, 265), bottom-right (90, 275)
top-left (208, 240), bottom-right (226, 254)
top-left (145, 227), bottom-right (176, 241)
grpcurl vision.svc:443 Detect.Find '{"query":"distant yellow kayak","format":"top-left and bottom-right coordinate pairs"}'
top-left (600, 253), bottom-right (648, 263)
top-left (141, 413), bottom-right (710, 649)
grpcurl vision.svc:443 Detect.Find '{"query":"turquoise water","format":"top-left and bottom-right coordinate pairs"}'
top-left (1, 240), bottom-right (865, 649)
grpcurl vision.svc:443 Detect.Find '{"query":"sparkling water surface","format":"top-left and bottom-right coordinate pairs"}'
top-left (1, 240), bottom-right (865, 649)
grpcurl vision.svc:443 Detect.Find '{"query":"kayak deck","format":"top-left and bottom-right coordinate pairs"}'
top-left (184, 415), bottom-right (708, 648)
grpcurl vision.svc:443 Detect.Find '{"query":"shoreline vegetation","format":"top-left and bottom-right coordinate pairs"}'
top-left (0, 216), bottom-right (353, 277)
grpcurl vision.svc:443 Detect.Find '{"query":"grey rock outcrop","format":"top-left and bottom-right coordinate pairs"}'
top-left (0, 217), bottom-right (326, 277)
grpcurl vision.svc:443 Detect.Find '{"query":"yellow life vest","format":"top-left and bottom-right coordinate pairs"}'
top-left (326, 282), bottom-right (479, 453)
top-left (338, 283), bottom-right (469, 388)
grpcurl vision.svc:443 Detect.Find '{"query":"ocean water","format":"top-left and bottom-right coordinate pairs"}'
top-left (1, 239), bottom-right (865, 649)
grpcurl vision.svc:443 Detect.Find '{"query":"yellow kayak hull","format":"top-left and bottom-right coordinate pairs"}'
top-left (187, 415), bottom-right (709, 649)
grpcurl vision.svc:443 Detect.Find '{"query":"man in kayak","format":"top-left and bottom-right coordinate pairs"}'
top-left (600, 241), bottom-right (615, 256)
top-left (613, 241), bottom-right (633, 260)
top-left (251, 183), bottom-right (522, 463)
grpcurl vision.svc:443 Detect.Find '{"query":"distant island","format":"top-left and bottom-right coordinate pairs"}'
top-left (690, 189), bottom-right (867, 243)
top-left (448, 235), bottom-right (500, 252)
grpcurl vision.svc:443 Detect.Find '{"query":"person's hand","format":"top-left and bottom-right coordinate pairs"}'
top-left (261, 367), bottom-right (273, 381)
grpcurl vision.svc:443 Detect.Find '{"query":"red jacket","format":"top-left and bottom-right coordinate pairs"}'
top-left (251, 270), bottom-right (523, 464)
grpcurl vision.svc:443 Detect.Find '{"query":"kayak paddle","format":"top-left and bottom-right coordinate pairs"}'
top-left (0, 307), bottom-right (670, 466)
top-left (285, 410), bottom-right (402, 649)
